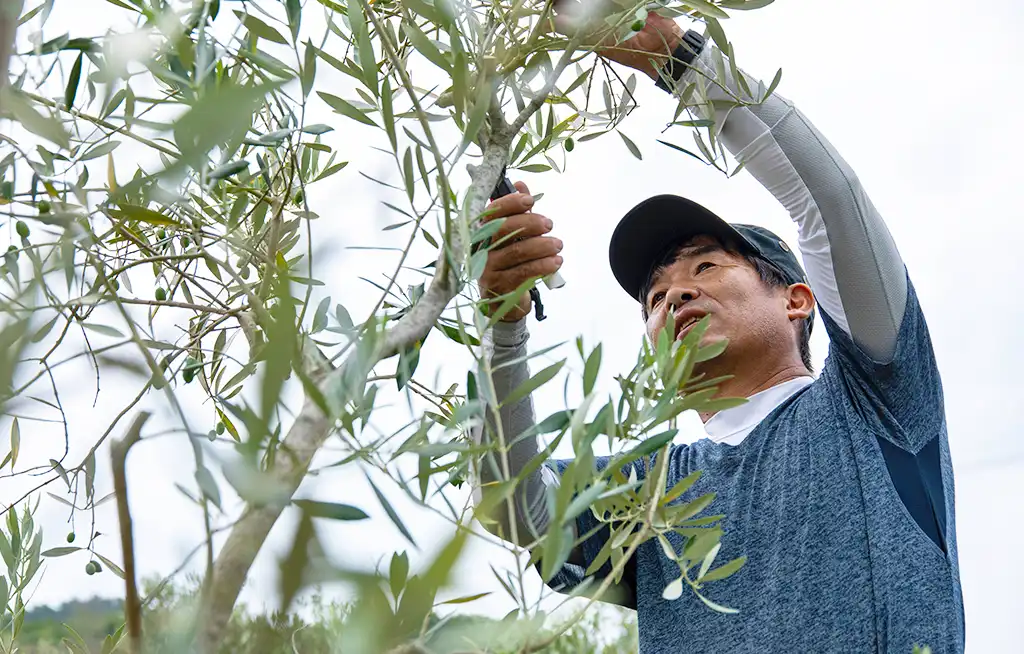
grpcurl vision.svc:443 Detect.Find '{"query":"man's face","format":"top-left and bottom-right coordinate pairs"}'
top-left (643, 235), bottom-right (797, 367)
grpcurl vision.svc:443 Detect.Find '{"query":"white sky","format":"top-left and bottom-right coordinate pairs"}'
top-left (4, 0), bottom-right (1023, 652)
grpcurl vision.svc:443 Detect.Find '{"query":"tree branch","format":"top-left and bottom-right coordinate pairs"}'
top-left (107, 297), bottom-right (243, 316)
top-left (24, 91), bottom-right (180, 157)
top-left (111, 412), bottom-right (152, 654)
top-left (193, 144), bottom-right (510, 654)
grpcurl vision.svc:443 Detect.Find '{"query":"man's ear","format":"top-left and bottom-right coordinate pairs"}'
top-left (786, 283), bottom-right (815, 322)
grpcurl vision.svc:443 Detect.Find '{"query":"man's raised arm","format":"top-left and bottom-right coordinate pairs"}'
top-left (585, 8), bottom-right (908, 360)
top-left (671, 39), bottom-right (908, 362)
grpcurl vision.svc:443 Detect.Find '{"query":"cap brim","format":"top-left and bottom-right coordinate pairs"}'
top-left (609, 195), bottom-right (751, 302)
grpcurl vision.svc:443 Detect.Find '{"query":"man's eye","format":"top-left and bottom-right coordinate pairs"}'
top-left (695, 262), bottom-right (716, 274)
top-left (650, 291), bottom-right (666, 308)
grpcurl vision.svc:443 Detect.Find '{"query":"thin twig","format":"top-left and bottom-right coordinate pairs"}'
top-left (110, 412), bottom-right (152, 654)
top-left (508, 38), bottom-right (582, 137)
top-left (369, 4), bottom-right (455, 236)
top-left (107, 296), bottom-right (242, 316)
top-left (24, 91), bottom-right (180, 157)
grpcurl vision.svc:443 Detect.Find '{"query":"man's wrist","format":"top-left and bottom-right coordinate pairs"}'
top-left (634, 24), bottom-right (684, 81)
top-left (640, 25), bottom-right (684, 81)
top-left (491, 317), bottom-right (529, 348)
top-left (653, 29), bottom-right (707, 93)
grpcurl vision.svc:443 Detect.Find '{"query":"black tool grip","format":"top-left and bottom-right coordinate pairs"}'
top-left (490, 175), bottom-right (517, 200)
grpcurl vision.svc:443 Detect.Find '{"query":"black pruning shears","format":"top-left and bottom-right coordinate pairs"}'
top-left (489, 170), bottom-right (566, 321)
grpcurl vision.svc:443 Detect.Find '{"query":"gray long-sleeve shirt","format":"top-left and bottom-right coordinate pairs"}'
top-left (471, 47), bottom-right (962, 653)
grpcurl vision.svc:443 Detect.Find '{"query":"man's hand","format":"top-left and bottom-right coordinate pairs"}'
top-left (554, 1), bottom-right (683, 80)
top-left (479, 182), bottom-right (564, 323)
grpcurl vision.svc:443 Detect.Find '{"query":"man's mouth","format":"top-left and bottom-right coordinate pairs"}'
top-left (673, 312), bottom-right (707, 340)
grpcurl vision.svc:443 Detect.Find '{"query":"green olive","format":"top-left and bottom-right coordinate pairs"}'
top-left (240, 265), bottom-right (250, 280)
top-left (216, 421), bottom-right (225, 435)
top-left (157, 229), bottom-right (167, 240)
top-left (631, 19), bottom-right (645, 31)
top-left (110, 279), bottom-right (120, 292)
top-left (183, 356), bottom-right (198, 383)
top-left (15, 221), bottom-right (29, 238)
top-left (181, 235), bottom-right (191, 248)
top-left (85, 561), bottom-right (96, 575)
top-left (155, 287), bottom-right (167, 302)
top-left (293, 189), bottom-right (304, 206)
top-left (37, 200), bottom-right (51, 214)
top-left (66, 532), bottom-right (75, 543)
top-left (565, 138), bottom-right (575, 152)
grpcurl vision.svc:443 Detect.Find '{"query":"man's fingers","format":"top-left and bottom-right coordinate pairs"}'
top-left (489, 236), bottom-right (563, 272)
top-left (491, 213), bottom-right (552, 244)
top-left (551, 0), bottom-right (611, 43)
top-left (477, 177), bottom-right (561, 313)
top-left (504, 256), bottom-right (564, 286)
top-left (484, 190), bottom-right (534, 222)
top-left (481, 255), bottom-right (564, 295)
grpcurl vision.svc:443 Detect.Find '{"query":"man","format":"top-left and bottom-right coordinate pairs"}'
top-left (472, 10), bottom-right (964, 654)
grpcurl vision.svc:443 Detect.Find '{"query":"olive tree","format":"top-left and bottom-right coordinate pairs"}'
top-left (0, 0), bottom-right (778, 651)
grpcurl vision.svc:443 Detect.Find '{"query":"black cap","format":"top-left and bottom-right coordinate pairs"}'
top-left (609, 194), bottom-right (811, 312)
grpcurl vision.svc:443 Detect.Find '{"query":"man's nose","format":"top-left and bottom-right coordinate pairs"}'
top-left (667, 287), bottom-right (698, 312)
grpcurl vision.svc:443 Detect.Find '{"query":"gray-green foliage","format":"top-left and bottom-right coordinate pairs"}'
top-left (0, 0), bottom-right (778, 651)
top-left (539, 318), bottom-right (748, 606)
